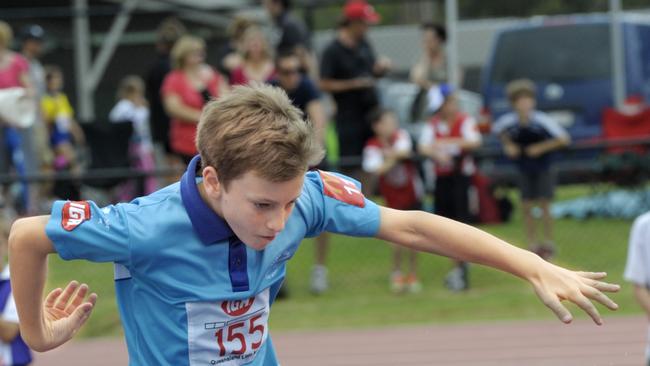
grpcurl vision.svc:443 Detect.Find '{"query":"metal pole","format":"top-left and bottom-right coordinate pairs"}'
top-left (610, 0), bottom-right (625, 109)
top-left (445, 0), bottom-right (459, 88)
top-left (87, 0), bottom-right (139, 91)
top-left (73, 0), bottom-right (93, 121)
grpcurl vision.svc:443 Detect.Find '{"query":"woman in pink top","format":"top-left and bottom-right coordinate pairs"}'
top-left (0, 21), bottom-right (34, 213)
top-left (229, 27), bottom-right (276, 86)
top-left (162, 35), bottom-right (228, 165)
top-left (0, 21), bottom-right (31, 100)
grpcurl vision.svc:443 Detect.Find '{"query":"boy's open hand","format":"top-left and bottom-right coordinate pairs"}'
top-left (529, 261), bottom-right (619, 325)
top-left (42, 281), bottom-right (97, 349)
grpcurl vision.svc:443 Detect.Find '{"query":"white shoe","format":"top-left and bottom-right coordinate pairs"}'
top-left (390, 271), bottom-right (405, 293)
top-left (310, 265), bottom-right (328, 294)
top-left (444, 266), bottom-right (468, 292)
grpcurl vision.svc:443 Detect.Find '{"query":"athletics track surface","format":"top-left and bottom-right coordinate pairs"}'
top-left (34, 315), bottom-right (645, 365)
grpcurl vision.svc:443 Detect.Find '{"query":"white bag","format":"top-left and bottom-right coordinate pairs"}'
top-left (0, 87), bottom-right (36, 128)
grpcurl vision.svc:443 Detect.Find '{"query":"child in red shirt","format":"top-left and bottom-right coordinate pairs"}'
top-left (363, 108), bottom-right (423, 293)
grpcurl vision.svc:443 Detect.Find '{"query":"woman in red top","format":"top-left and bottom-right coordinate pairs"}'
top-left (229, 27), bottom-right (276, 86)
top-left (162, 35), bottom-right (228, 166)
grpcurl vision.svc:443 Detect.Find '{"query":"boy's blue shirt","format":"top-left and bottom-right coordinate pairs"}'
top-left (45, 155), bottom-right (381, 365)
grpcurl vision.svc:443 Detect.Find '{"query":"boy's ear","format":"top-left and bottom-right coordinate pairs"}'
top-left (201, 166), bottom-right (222, 197)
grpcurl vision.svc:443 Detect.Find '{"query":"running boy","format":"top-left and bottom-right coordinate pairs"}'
top-left (10, 84), bottom-right (618, 365)
top-left (363, 108), bottom-right (423, 293)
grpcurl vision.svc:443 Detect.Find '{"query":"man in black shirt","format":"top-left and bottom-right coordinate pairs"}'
top-left (320, 0), bottom-right (391, 182)
top-left (270, 51), bottom-right (331, 294)
top-left (263, 0), bottom-right (317, 78)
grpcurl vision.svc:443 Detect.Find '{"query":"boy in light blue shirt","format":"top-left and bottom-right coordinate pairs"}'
top-left (9, 84), bottom-right (619, 365)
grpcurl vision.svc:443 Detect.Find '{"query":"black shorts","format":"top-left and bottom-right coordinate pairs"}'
top-left (434, 174), bottom-right (471, 223)
top-left (519, 170), bottom-right (555, 201)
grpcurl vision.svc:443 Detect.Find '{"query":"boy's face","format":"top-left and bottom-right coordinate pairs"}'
top-left (513, 95), bottom-right (536, 116)
top-left (373, 113), bottom-right (397, 139)
top-left (422, 29), bottom-right (442, 52)
top-left (439, 94), bottom-right (458, 117)
top-left (48, 72), bottom-right (63, 92)
top-left (203, 169), bottom-right (305, 250)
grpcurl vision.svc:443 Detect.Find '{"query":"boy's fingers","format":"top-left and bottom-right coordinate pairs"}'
top-left (571, 293), bottom-right (602, 325)
top-left (542, 294), bottom-right (573, 324)
top-left (69, 299), bottom-right (96, 329)
top-left (587, 280), bottom-right (620, 293)
top-left (44, 288), bottom-right (63, 308)
top-left (576, 271), bottom-right (607, 280)
top-left (64, 284), bottom-right (89, 314)
top-left (87, 293), bottom-right (98, 307)
top-left (54, 281), bottom-right (79, 310)
top-left (583, 287), bottom-right (619, 311)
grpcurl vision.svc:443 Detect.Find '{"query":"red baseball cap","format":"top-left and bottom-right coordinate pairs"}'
top-left (343, 0), bottom-right (380, 24)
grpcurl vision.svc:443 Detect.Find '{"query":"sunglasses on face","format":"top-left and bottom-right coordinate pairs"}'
top-left (278, 68), bottom-right (300, 76)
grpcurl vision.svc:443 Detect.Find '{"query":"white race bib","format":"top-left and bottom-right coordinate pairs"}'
top-left (187, 288), bottom-right (270, 366)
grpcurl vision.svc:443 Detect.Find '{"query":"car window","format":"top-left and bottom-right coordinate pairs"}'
top-left (491, 24), bottom-right (611, 83)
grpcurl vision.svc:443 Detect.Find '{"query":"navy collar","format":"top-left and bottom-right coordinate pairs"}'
top-left (180, 155), bottom-right (234, 244)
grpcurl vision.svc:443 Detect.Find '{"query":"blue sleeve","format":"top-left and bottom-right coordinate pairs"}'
top-left (298, 170), bottom-right (381, 238)
top-left (46, 200), bottom-right (131, 265)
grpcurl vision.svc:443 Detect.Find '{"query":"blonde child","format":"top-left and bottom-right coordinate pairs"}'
top-left (109, 75), bottom-right (157, 197)
top-left (363, 108), bottom-right (423, 293)
top-left (41, 65), bottom-right (84, 174)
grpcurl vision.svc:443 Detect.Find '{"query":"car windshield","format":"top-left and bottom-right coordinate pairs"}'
top-left (491, 24), bottom-right (611, 83)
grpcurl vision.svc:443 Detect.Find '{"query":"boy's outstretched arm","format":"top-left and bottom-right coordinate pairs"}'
top-left (376, 207), bottom-right (620, 325)
top-left (8, 216), bottom-right (97, 352)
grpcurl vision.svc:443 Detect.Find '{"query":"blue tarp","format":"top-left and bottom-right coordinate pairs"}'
top-left (552, 188), bottom-right (650, 219)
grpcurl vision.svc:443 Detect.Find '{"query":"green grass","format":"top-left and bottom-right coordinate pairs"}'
top-left (45, 185), bottom-right (642, 338)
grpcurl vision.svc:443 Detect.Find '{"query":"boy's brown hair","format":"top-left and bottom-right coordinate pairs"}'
top-left (196, 84), bottom-right (324, 188)
top-left (506, 79), bottom-right (536, 103)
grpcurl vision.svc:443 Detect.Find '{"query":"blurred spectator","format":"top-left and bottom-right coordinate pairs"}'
top-left (492, 79), bottom-right (570, 260)
top-left (409, 22), bottom-right (462, 124)
top-left (229, 27), bottom-right (276, 86)
top-left (363, 108), bottom-right (422, 293)
top-left (270, 51), bottom-right (326, 142)
top-left (270, 51), bottom-right (330, 294)
top-left (145, 17), bottom-right (186, 179)
top-left (263, 0), bottom-right (318, 79)
top-left (109, 75), bottom-right (156, 198)
top-left (624, 212), bottom-right (650, 366)
top-left (214, 16), bottom-right (254, 81)
top-left (41, 65), bottom-right (85, 200)
top-left (162, 35), bottom-right (228, 166)
top-left (319, 0), bottom-right (391, 185)
top-left (19, 24), bottom-right (52, 214)
top-left (417, 84), bottom-right (481, 291)
top-left (0, 219), bottom-right (32, 365)
top-left (0, 21), bottom-right (34, 214)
